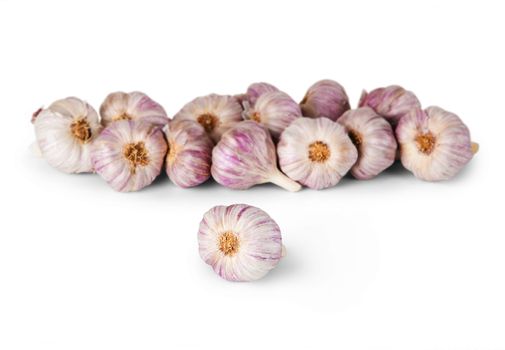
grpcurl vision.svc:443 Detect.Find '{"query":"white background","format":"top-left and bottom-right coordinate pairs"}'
top-left (1, 0), bottom-right (504, 349)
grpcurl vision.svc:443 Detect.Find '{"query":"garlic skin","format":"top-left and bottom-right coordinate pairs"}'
top-left (359, 85), bottom-right (421, 126)
top-left (245, 82), bottom-right (279, 106)
top-left (300, 79), bottom-right (350, 121)
top-left (338, 107), bottom-right (397, 179)
top-left (33, 97), bottom-right (102, 173)
top-left (91, 120), bottom-right (167, 192)
top-left (173, 94), bottom-right (242, 143)
top-left (100, 91), bottom-right (169, 127)
top-left (277, 117), bottom-right (358, 190)
top-left (211, 121), bottom-right (301, 191)
top-left (396, 106), bottom-right (474, 181)
top-left (198, 204), bottom-right (283, 282)
top-left (165, 120), bottom-right (213, 188)
top-left (242, 91), bottom-right (302, 140)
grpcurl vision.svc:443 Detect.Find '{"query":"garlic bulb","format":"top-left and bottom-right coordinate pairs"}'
top-left (359, 85), bottom-right (421, 126)
top-left (245, 82), bottom-right (279, 106)
top-left (198, 204), bottom-right (284, 281)
top-left (242, 91), bottom-right (301, 140)
top-left (338, 107), bottom-right (397, 179)
top-left (165, 119), bottom-right (213, 188)
top-left (173, 94), bottom-right (242, 143)
top-left (32, 97), bottom-right (102, 173)
top-left (300, 79), bottom-right (350, 121)
top-left (277, 117), bottom-right (358, 189)
top-left (396, 106), bottom-right (477, 181)
top-left (99, 91), bottom-right (169, 127)
top-left (211, 121), bottom-right (301, 191)
top-left (91, 120), bottom-right (167, 192)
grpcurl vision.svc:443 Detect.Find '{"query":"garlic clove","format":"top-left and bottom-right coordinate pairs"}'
top-left (245, 82), bottom-right (279, 106)
top-left (198, 204), bottom-right (284, 282)
top-left (277, 117), bottom-right (358, 189)
top-left (165, 119), bottom-right (213, 188)
top-left (396, 106), bottom-right (475, 181)
top-left (242, 91), bottom-right (302, 140)
top-left (211, 121), bottom-right (301, 191)
top-left (33, 97), bottom-right (102, 173)
top-left (91, 120), bottom-right (167, 192)
top-left (300, 79), bottom-right (350, 121)
top-left (173, 94), bottom-right (242, 143)
top-left (338, 107), bottom-right (397, 179)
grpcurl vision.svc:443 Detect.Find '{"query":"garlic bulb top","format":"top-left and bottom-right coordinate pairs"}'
top-left (277, 117), bottom-right (358, 190)
top-left (165, 119), bottom-right (213, 188)
top-left (198, 204), bottom-right (283, 281)
top-left (338, 107), bottom-right (397, 179)
top-left (396, 106), bottom-right (474, 181)
top-left (300, 79), bottom-right (350, 121)
top-left (211, 121), bottom-right (301, 192)
top-left (99, 91), bottom-right (169, 127)
top-left (245, 82), bottom-right (279, 106)
top-left (91, 120), bottom-right (167, 192)
top-left (173, 94), bottom-right (243, 143)
top-left (33, 97), bottom-right (102, 173)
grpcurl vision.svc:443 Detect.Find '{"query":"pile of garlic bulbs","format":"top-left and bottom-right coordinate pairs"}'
top-left (31, 81), bottom-right (478, 192)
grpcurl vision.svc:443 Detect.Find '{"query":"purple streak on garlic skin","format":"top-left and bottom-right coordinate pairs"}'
top-left (300, 79), bottom-right (350, 121)
top-left (198, 204), bottom-right (283, 282)
top-left (338, 107), bottom-right (397, 180)
top-left (211, 121), bottom-right (301, 191)
top-left (242, 91), bottom-right (302, 140)
top-left (165, 120), bottom-right (213, 188)
top-left (91, 120), bottom-right (167, 192)
top-left (396, 106), bottom-right (474, 181)
top-left (245, 82), bottom-right (279, 106)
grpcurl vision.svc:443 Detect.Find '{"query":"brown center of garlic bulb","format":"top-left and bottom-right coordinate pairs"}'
top-left (123, 141), bottom-right (150, 174)
top-left (348, 129), bottom-right (363, 149)
top-left (113, 112), bottom-right (132, 121)
top-left (70, 118), bottom-right (92, 143)
top-left (219, 231), bottom-right (240, 256)
top-left (251, 111), bottom-right (261, 123)
top-left (308, 141), bottom-right (331, 163)
top-left (197, 113), bottom-right (218, 133)
top-left (415, 132), bottom-right (436, 155)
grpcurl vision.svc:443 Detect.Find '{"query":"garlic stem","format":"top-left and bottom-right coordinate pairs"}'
top-left (471, 142), bottom-right (479, 154)
top-left (281, 244), bottom-right (287, 258)
top-left (269, 171), bottom-right (302, 192)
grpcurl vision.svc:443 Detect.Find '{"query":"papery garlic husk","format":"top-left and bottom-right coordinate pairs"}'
top-left (396, 106), bottom-right (475, 181)
top-left (300, 79), bottom-right (350, 121)
top-left (242, 91), bottom-right (302, 140)
top-left (100, 91), bottom-right (169, 127)
top-left (277, 117), bottom-right (358, 189)
top-left (245, 82), bottom-right (279, 106)
top-left (211, 121), bottom-right (301, 192)
top-left (359, 85), bottom-right (421, 127)
top-left (33, 97), bottom-right (102, 173)
top-left (173, 94), bottom-right (242, 143)
top-left (165, 119), bottom-right (213, 188)
top-left (91, 120), bottom-right (167, 192)
top-left (338, 107), bottom-right (397, 179)
top-left (198, 204), bottom-right (284, 282)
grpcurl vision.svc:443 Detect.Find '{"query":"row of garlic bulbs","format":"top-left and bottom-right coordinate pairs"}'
top-left (31, 80), bottom-right (478, 192)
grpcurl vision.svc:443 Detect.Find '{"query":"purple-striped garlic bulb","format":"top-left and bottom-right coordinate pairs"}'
top-left (277, 117), bottom-right (357, 190)
top-left (396, 106), bottom-right (478, 181)
top-left (211, 121), bottom-right (301, 192)
top-left (91, 120), bottom-right (167, 192)
top-left (173, 94), bottom-right (242, 143)
top-left (244, 82), bottom-right (279, 106)
top-left (359, 85), bottom-right (421, 127)
top-left (242, 91), bottom-right (302, 140)
top-left (300, 79), bottom-right (350, 121)
top-left (165, 120), bottom-right (213, 188)
top-left (99, 91), bottom-right (169, 127)
top-left (32, 97), bottom-right (102, 173)
top-left (338, 107), bottom-right (397, 179)
top-left (198, 204), bottom-right (284, 282)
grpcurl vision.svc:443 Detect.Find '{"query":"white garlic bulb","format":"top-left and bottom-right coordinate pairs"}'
top-left (32, 97), bottom-right (102, 173)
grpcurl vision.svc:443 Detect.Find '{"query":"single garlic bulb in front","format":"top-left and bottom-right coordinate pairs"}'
top-left (173, 94), bottom-right (242, 143)
top-left (198, 204), bottom-right (284, 282)
top-left (91, 120), bottom-right (167, 192)
top-left (99, 91), bottom-right (169, 127)
top-left (211, 121), bottom-right (301, 191)
top-left (396, 106), bottom-right (477, 181)
top-left (277, 117), bottom-right (358, 190)
top-left (338, 107), bottom-right (397, 179)
top-left (242, 91), bottom-right (302, 140)
top-left (165, 119), bottom-right (213, 188)
top-left (32, 97), bottom-right (102, 173)
top-left (244, 82), bottom-right (279, 106)
top-left (300, 79), bottom-right (350, 121)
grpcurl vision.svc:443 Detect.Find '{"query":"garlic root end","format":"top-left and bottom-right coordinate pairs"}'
top-left (471, 142), bottom-right (479, 154)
